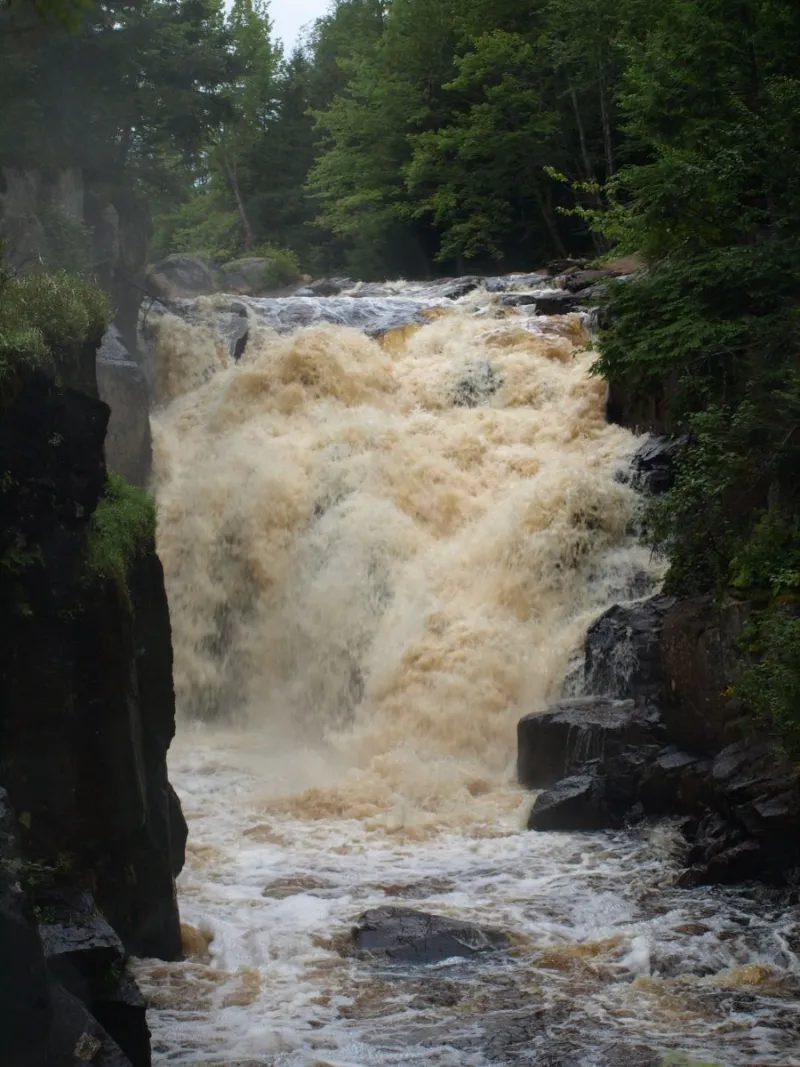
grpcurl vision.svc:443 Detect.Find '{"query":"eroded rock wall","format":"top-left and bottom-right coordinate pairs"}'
top-left (0, 327), bottom-right (185, 1063)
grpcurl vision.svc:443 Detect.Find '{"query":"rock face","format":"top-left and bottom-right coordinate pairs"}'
top-left (517, 697), bottom-right (663, 789)
top-left (96, 325), bottom-right (152, 487)
top-left (0, 328), bottom-right (186, 1062)
top-left (146, 254), bottom-right (216, 300)
top-left (527, 775), bottom-right (611, 831)
top-left (349, 907), bottom-right (509, 964)
top-left (518, 594), bottom-right (800, 884)
top-left (625, 434), bottom-right (685, 495)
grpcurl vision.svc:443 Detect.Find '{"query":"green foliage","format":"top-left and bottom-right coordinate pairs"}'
top-left (36, 204), bottom-right (95, 275)
top-left (738, 608), bottom-right (800, 754)
top-left (0, 270), bottom-right (110, 399)
top-left (85, 472), bottom-right (156, 591)
top-left (595, 0), bottom-right (800, 746)
top-left (153, 189), bottom-right (242, 263)
top-left (253, 245), bottom-right (300, 288)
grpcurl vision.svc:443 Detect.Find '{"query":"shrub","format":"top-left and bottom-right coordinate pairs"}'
top-left (85, 472), bottom-right (156, 592)
top-left (738, 607), bottom-right (800, 756)
top-left (253, 243), bottom-right (300, 288)
top-left (37, 204), bottom-right (94, 275)
top-left (0, 269), bottom-right (110, 401)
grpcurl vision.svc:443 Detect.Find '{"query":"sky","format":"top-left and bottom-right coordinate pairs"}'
top-left (270, 0), bottom-right (330, 50)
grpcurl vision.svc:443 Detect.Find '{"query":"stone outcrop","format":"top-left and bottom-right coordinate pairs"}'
top-left (96, 326), bottom-right (152, 486)
top-left (0, 167), bottom-right (154, 486)
top-left (0, 321), bottom-right (185, 1063)
top-left (518, 593), bottom-right (800, 885)
top-left (348, 907), bottom-right (509, 964)
top-left (145, 254), bottom-right (216, 300)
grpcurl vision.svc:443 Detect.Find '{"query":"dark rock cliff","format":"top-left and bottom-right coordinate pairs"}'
top-left (0, 321), bottom-right (185, 1063)
top-left (518, 435), bottom-right (800, 886)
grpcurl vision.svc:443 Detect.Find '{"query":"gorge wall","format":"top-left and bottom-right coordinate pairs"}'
top-left (0, 305), bottom-right (185, 1066)
top-left (0, 166), bottom-right (153, 488)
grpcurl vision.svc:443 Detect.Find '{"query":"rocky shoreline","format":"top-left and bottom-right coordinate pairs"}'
top-left (518, 440), bottom-right (800, 889)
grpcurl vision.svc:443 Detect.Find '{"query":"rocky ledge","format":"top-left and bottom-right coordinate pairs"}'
top-left (518, 436), bottom-right (800, 886)
top-left (518, 592), bottom-right (800, 886)
top-left (0, 315), bottom-right (186, 1066)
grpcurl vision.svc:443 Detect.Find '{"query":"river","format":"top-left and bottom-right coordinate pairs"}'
top-left (132, 277), bottom-right (800, 1067)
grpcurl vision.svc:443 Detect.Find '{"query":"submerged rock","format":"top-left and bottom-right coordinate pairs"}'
top-left (348, 906), bottom-right (509, 964)
top-left (451, 359), bottom-right (503, 407)
top-left (292, 277), bottom-right (356, 297)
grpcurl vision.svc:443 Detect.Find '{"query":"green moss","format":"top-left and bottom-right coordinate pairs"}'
top-left (85, 472), bottom-right (156, 591)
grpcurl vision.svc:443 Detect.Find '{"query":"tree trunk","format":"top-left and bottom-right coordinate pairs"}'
top-left (598, 72), bottom-right (615, 177)
top-left (567, 77), bottom-right (597, 186)
top-left (533, 184), bottom-right (567, 258)
top-left (220, 139), bottom-right (255, 251)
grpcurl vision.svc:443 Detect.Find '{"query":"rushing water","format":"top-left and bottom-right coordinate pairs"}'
top-left (134, 278), bottom-right (800, 1066)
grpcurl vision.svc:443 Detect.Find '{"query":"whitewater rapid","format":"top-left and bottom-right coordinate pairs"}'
top-left (135, 278), bottom-right (800, 1066)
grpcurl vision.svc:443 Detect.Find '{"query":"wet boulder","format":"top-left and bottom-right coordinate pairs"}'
top-left (563, 268), bottom-right (618, 292)
top-left (146, 255), bottom-right (215, 300)
top-left (527, 774), bottom-right (613, 832)
top-left (348, 906), bottom-right (509, 964)
top-left (38, 890), bottom-right (124, 1005)
top-left (48, 980), bottom-right (134, 1067)
top-left (93, 971), bottom-right (150, 1067)
top-left (517, 697), bottom-right (663, 790)
top-left (639, 748), bottom-right (711, 815)
top-left (293, 277), bottom-right (355, 297)
top-left (498, 293), bottom-right (538, 308)
top-left (626, 435), bottom-right (685, 496)
top-left (437, 276), bottom-right (484, 300)
top-left (583, 594), bottom-right (675, 700)
top-left (533, 291), bottom-right (584, 315)
top-left (451, 360), bottom-right (503, 407)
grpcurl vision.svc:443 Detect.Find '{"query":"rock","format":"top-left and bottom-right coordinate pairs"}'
top-left (96, 325), bottom-right (152, 487)
top-left (348, 906), bottom-right (509, 964)
top-left (527, 775), bottom-right (613, 832)
top-left (293, 277), bottom-right (355, 297)
top-left (583, 594), bottom-right (675, 700)
top-left (679, 840), bottom-right (763, 887)
top-left (498, 293), bottom-right (539, 308)
top-left (659, 596), bottom-right (751, 752)
top-left (546, 257), bottom-right (588, 276)
top-left (517, 696), bottom-right (663, 789)
top-left (48, 980), bottom-right (134, 1067)
top-left (639, 748), bottom-right (710, 815)
top-left (220, 257), bottom-right (277, 296)
top-left (0, 347), bottom-right (184, 963)
top-left (93, 972), bottom-right (150, 1067)
top-left (626, 435), bottom-right (685, 495)
top-left (0, 789), bottom-right (52, 1067)
top-left (146, 255), bottom-right (215, 300)
top-left (210, 301), bottom-right (249, 362)
top-left (39, 891), bottom-right (124, 1004)
top-left (563, 269), bottom-right (617, 292)
top-left (451, 360), bottom-right (503, 407)
top-left (533, 291), bottom-right (584, 315)
top-left (437, 276), bottom-right (484, 300)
